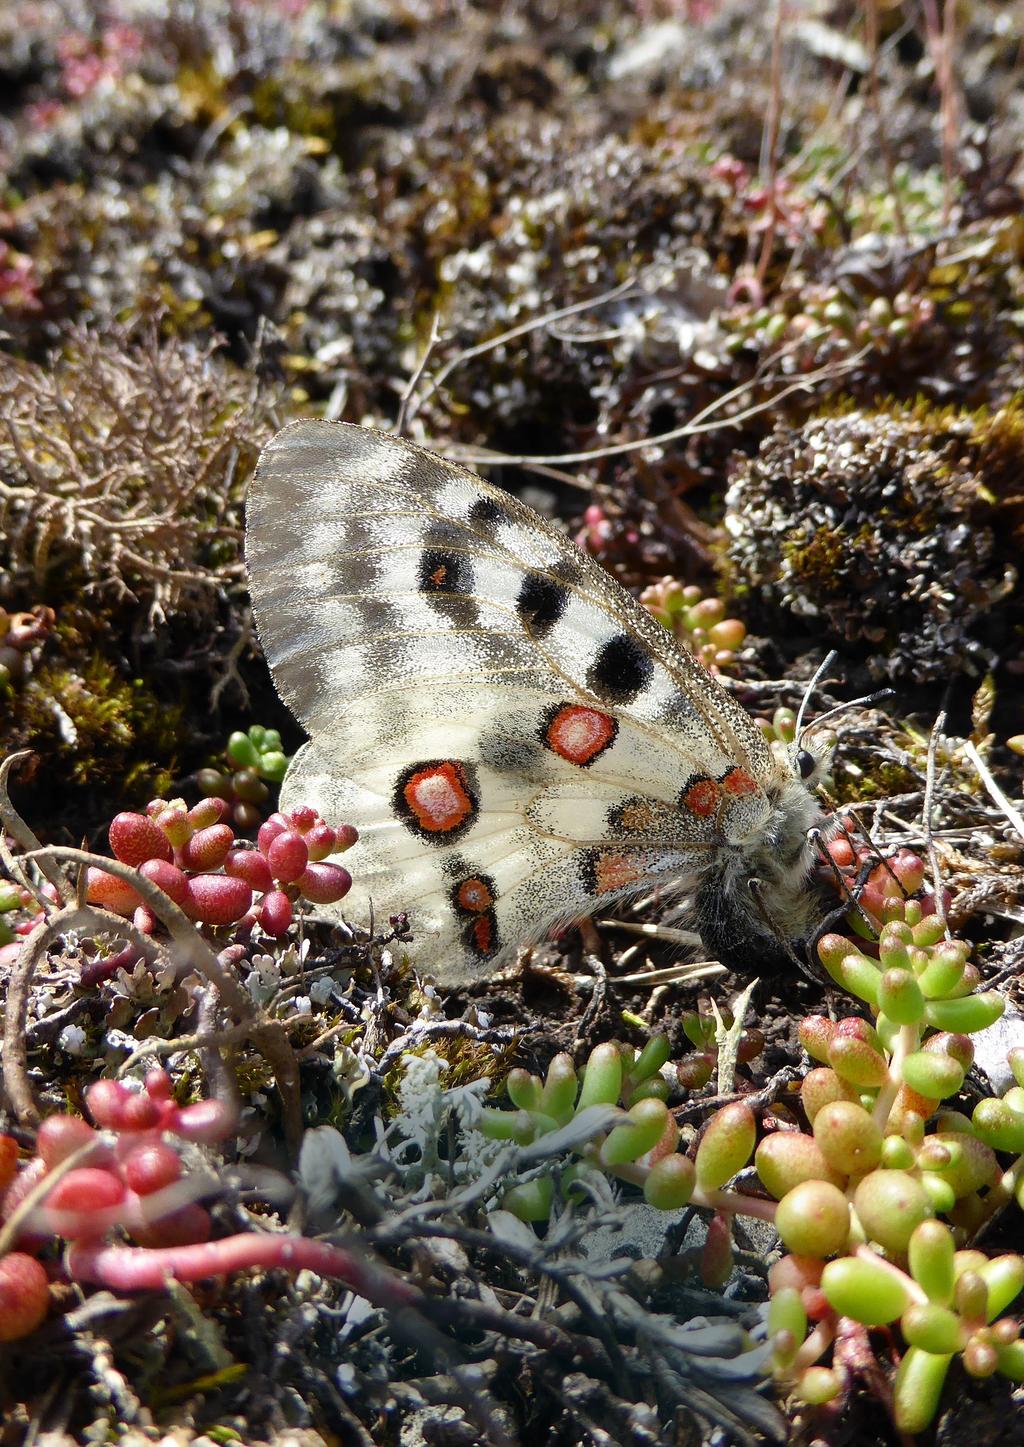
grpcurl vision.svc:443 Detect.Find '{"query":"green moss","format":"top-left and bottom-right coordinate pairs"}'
top-left (250, 71), bottom-right (336, 146)
top-left (831, 758), bottom-right (921, 805)
top-left (380, 1037), bottom-right (516, 1117)
top-left (13, 654), bottom-right (179, 796)
top-left (781, 527), bottom-right (849, 594)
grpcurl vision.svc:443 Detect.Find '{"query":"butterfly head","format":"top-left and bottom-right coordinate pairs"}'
top-left (694, 744), bottom-right (832, 973)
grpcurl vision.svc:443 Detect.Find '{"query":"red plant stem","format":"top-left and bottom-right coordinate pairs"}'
top-left (693, 1184), bottom-right (777, 1221)
top-left (67, 1233), bottom-right (420, 1312)
top-left (853, 1244), bottom-right (927, 1305)
top-left (79, 942), bottom-right (144, 988)
top-left (791, 1318), bottom-right (836, 1374)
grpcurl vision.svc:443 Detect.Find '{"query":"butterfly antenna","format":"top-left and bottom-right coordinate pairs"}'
top-left (800, 688), bottom-right (896, 748)
top-left (793, 650), bottom-right (839, 742)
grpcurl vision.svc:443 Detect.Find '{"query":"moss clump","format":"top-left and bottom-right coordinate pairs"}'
top-left (724, 402), bottom-right (1022, 682)
top-left (10, 652), bottom-right (178, 801)
top-left (830, 757), bottom-right (922, 806)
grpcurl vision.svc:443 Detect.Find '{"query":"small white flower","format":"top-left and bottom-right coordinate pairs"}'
top-left (32, 992), bottom-right (55, 1021)
top-left (104, 1028), bottom-right (136, 1053)
top-left (292, 995), bottom-right (312, 1017)
top-left (58, 1024), bottom-right (88, 1056)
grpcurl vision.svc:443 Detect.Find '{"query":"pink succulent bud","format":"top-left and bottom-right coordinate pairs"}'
top-left (266, 830), bottom-right (309, 883)
top-left (305, 823), bottom-right (336, 860)
top-left (138, 858), bottom-right (190, 907)
top-left (118, 1093), bottom-right (162, 1132)
top-left (108, 812), bottom-right (173, 867)
top-left (156, 805), bottom-right (192, 848)
top-left (133, 905), bottom-right (156, 935)
top-left (826, 837), bottom-right (856, 868)
top-left (832, 1016), bottom-right (878, 1045)
top-left (46, 1167), bottom-right (126, 1217)
top-left (798, 1016), bottom-right (836, 1062)
top-left (288, 805), bottom-right (318, 831)
top-left (297, 862), bottom-right (352, 905)
top-left (257, 813), bottom-right (289, 854)
top-left (224, 848), bottom-right (274, 893)
top-left (85, 1079), bottom-right (134, 1130)
top-left (919, 887), bottom-right (953, 919)
top-left (187, 797), bottom-right (229, 829)
top-left (36, 1114), bottom-right (101, 1170)
top-left (144, 1069), bottom-right (173, 1102)
top-left (181, 823), bottom-right (234, 871)
top-left (258, 889), bottom-right (293, 936)
top-left (0, 1253), bottom-right (50, 1341)
top-left (890, 849), bottom-right (926, 893)
top-left (700, 1212), bottom-right (734, 1288)
top-left (168, 1098), bottom-right (236, 1145)
top-left (181, 874), bottom-right (252, 927)
top-left (85, 867), bottom-right (142, 917)
top-left (121, 1141), bottom-right (182, 1196)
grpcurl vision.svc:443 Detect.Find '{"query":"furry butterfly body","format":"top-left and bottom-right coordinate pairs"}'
top-left (246, 421), bottom-right (829, 985)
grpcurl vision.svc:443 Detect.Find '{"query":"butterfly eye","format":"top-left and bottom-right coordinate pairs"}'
top-left (795, 748), bottom-right (817, 781)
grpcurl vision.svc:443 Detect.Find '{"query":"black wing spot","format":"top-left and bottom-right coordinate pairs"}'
top-left (419, 546), bottom-right (473, 596)
top-left (517, 572), bottom-right (569, 638)
top-left (418, 546), bottom-right (478, 626)
top-left (468, 496), bottom-right (507, 533)
top-left (586, 632), bottom-right (653, 703)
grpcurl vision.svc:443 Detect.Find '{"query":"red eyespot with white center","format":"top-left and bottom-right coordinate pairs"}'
top-left (394, 760), bottom-right (479, 840)
top-left (541, 704), bottom-right (618, 766)
top-left (454, 877), bottom-right (495, 913)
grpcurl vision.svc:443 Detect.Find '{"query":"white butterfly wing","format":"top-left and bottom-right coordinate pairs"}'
top-left (246, 420), bottom-right (813, 984)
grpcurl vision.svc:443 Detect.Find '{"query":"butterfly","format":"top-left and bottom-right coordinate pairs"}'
top-left (245, 421), bottom-right (831, 986)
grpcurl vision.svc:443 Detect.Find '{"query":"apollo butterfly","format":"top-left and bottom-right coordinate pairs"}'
top-left (245, 421), bottom-right (831, 985)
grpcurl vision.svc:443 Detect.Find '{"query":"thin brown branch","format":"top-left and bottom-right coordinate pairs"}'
top-left (0, 751), bottom-right (71, 903)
